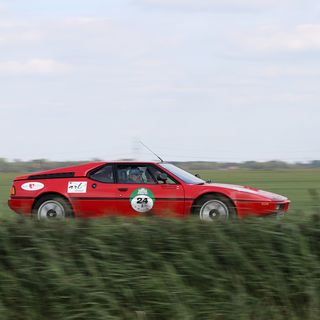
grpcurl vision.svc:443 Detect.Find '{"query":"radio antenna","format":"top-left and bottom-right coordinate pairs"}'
top-left (139, 141), bottom-right (164, 162)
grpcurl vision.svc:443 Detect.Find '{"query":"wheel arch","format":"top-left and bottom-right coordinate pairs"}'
top-left (191, 192), bottom-right (237, 215)
top-left (32, 192), bottom-right (74, 214)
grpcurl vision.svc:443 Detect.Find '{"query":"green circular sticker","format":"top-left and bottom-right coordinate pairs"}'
top-left (130, 188), bottom-right (155, 213)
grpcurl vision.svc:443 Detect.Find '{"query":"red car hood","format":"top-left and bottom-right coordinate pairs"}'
top-left (204, 183), bottom-right (288, 202)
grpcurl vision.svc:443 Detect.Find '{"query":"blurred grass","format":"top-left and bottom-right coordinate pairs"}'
top-left (0, 216), bottom-right (320, 319)
top-left (0, 173), bottom-right (18, 218)
top-left (2, 169), bottom-right (320, 218)
top-left (1, 170), bottom-right (320, 319)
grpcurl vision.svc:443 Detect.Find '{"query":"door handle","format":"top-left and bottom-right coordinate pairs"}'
top-left (118, 188), bottom-right (128, 192)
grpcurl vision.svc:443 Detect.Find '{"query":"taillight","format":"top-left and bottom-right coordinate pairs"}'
top-left (10, 186), bottom-right (16, 196)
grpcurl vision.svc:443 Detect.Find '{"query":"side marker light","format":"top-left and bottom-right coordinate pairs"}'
top-left (10, 186), bottom-right (16, 196)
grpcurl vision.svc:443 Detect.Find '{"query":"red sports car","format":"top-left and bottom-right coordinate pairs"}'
top-left (8, 161), bottom-right (290, 221)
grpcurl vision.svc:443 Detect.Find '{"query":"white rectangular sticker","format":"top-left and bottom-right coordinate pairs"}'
top-left (68, 182), bottom-right (87, 193)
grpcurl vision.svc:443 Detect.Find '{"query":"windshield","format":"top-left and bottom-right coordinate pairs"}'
top-left (160, 163), bottom-right (205, 184)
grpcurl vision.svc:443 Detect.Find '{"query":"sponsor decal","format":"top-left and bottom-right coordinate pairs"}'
top-left (68, 182), bottom-right (87, 193)
top-left (130, 188), bottom-right (155, 213)
top-left (21, 182), bottom-right (44, 191)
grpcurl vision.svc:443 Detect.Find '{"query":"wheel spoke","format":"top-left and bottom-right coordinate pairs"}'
top-left (52, 204), bottom-right (62, 215)
top-left (46, 204), bottom-right (55, 211)
top-left (37, 200), bottom-right (66, 220)
top-left (199, 200), bottom-right (229, 222)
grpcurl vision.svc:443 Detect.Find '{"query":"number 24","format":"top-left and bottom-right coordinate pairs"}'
top-left (137, 197), bottom-right (148, 204)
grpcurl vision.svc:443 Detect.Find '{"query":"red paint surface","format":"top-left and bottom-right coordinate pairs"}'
top-left (8, 162), bottom-right (290, 218)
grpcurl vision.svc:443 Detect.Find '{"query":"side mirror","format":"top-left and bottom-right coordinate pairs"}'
top-left (195, 174), bottom-right (201, 178)
top-left (157, 173), bottom-right (168, 182)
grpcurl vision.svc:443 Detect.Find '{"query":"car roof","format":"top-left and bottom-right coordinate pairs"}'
top-left (14, 161), bottom-right (168, 181)
top-left (106, 160), bottom-right (162, 164)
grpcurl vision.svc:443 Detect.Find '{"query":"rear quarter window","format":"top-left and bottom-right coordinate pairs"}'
top-left (89, 165), bottom-right (114, 183)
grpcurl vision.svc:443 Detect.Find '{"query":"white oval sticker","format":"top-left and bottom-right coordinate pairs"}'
top-left (21, 182), bottom-right (44, 191)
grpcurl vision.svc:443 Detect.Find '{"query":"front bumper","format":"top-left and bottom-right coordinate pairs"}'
top-left (234, 200), bottom-right (290, 219)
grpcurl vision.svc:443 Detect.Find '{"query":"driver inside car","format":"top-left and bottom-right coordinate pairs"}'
top-left (127, 168), bottom-right (144, 184)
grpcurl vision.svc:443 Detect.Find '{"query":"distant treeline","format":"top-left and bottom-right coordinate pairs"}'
top-left (173, 160), bottom-right (320, 171)
top-left (0, 158), bottom-right (320, 173)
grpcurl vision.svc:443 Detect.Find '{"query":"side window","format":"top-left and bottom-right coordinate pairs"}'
top-left (147, 166), bottom-right (177, 185)
top-left (117, 165), bottom-right (157, 184)
top-left (116, 165), bottom-right (177, 185)
top-left (89, 165), bottom-right (114, 183)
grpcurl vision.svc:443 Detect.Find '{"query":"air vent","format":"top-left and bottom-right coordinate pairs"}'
top-left (28, 172), bottom-right (75, 180)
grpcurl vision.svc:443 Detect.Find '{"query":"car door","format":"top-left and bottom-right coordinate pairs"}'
top-left (71, 164), bottom-right (122, 217)
top-left (114, 164), bottom-right (185, 217)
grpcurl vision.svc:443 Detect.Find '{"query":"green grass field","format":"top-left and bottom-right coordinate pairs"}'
top-left (0, 173), bottom-right (18, 218)
top-left (1, 169), bottom-right (320, 218)
top-left (1, 170), bottom-right (320, 319)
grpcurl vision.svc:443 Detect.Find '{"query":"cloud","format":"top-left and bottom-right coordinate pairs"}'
top-left (261, 65), bottom-right (320, 77)
top-left (64, 16), bottom-right (111, 26)
top-left (0, 59), bottom-right (72, 75)
top-left (0, 30), bottom-right (43, 45)
top-left (243, 24), bottom-right (320, 52)
top-left (134, 0), bottom-right (292, 11)
top-left (0, 16), bottom-right (45, 46)
top-left (56, 15), bottom-right (184, 61)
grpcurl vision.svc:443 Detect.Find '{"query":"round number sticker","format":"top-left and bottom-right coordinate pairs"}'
top-left (130, 188), bottom-right (155, 213)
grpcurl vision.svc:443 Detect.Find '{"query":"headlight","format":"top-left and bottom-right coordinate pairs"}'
top-left (276, 204), bottom-right (285, 211)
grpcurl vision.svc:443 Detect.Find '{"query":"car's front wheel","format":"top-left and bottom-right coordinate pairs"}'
top-left (193, 195), bottom-right (236, 222)
top-left (33, 195), bottom-right (73, 220)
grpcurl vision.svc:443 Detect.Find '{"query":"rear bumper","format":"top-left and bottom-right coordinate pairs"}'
top-left (8, 198), bottom-right (33, 216)
top-left (235, 200), bottom-right (290, 219)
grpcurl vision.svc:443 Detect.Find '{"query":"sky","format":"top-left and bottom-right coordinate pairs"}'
top-left (0, 0), bottom-right (319, 162)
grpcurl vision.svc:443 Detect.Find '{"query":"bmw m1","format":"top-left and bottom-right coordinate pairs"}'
top-left (8, 161), bottom-right (290, 221)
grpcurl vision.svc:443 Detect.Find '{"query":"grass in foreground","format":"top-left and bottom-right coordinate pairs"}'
top-left (0, 216), bottom-right (320, 320)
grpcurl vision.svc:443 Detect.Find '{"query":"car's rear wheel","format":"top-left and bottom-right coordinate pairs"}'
top-left (33, 195), bottom-right (73, 220)
top-left (193, 195), bottom-right (236, 222)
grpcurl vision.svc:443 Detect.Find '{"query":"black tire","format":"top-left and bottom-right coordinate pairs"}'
top-left (192, 194), bottom-right (237, 222)
top-left (33, 195), bottom-right (73, 220)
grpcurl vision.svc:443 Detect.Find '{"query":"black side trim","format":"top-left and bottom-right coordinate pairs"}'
top-left (70, 197), bottom-right (126, 201)
top-left (28, 172), bottom-right (75, 180)
top-left (234, 199), bottom-right (262, 202)
top-left (12, 196), bottom-right (194, 202)
top-left (156, 198), bottom-right (189, 201)
top-left (11, 196), bottom-right (34, 200)
top-left (234, 199), bottom-right (272, 202)
top-left (70, 197), bottom-right (192, 201)
top-left (235, 199), bottom-right (288, 204)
